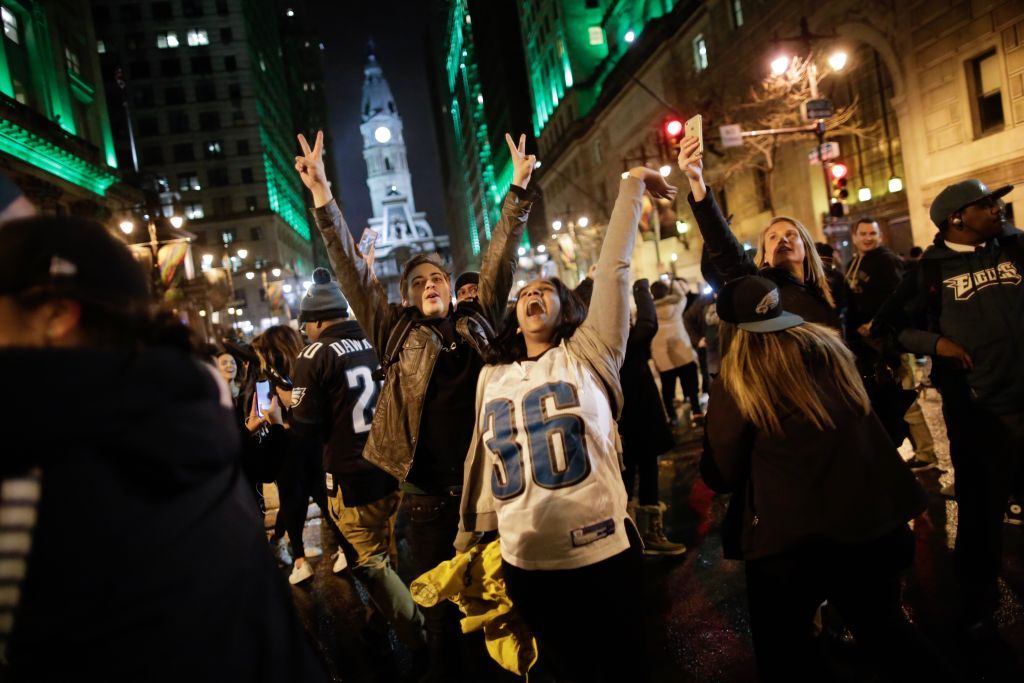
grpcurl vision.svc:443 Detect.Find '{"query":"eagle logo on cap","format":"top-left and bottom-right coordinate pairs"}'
top-left (754, 289), bottom-right (779, 315)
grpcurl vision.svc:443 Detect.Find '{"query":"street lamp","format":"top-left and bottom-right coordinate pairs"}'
top-left (770, 55), bottom-right (790, 76)
top-left (827, 50), bottom-right (848, 72)
top-left (271, 267), bottom-right (281, 277)
top-left (169, 215), bottom-right (184, 229)
top-left (236, 248), bottom-right (248, 259)
top-left (659, 165), bottom-right (672, 177)
top-left (888, 176), bottom-right (904, 193)
top-left (245, 271), bottom-right (255, 280)
top-left (577, 216), bottom-right (589, 228)
top-left (119, 220), bottom-right (134, 235)
top-left (552, 220), bottom-right (563, 231)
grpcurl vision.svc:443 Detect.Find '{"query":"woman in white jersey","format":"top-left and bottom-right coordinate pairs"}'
top-left (456, 165), bottom-right (676, 681)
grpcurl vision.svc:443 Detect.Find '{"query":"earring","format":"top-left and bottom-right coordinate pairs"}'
top-left (952, 217), bottom-right (962, 225)
top-left (516, 327), bottom-right (522, 334)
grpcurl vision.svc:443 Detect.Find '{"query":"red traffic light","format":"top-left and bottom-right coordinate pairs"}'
top-left (665, 119), bottom-right (683, 138)
top-left (830, 163), bottom-right (848, 180)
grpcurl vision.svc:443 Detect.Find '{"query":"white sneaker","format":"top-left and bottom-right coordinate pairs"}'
top-left (288, 561), bottom-right (314, 585)
top-left (332, 549), bottom-right (348, 573)
top-left (303, 546), bottom-right (323, 558)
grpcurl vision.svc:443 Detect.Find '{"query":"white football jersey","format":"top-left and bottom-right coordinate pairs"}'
top-left (478, 343), bottom-right (630, 571)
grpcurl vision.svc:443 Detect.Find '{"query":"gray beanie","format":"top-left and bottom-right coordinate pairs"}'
top-left (299, 267), bottom-right (348, 322)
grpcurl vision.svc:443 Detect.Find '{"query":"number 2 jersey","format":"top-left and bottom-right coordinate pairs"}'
top-left (290, 320), bottom-right (397, 507)
top-left (473, 342), bottom-right (630, 571)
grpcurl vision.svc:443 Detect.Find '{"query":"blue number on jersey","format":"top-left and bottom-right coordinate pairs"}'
top-left (483, 381), bottom-right (590, 499)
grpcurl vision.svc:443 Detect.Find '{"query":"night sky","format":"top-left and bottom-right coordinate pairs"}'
top-left (308, 0), bottom-right (448, 236)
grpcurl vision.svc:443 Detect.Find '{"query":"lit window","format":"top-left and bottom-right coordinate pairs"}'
top-left (588, 26), bottom-right (604, 46)
top-left (970, 51), bottom-right (1005, 135)
top-left (186, 203), bottom-right (204, 219)
top-left (187, 29), bottom-right (209, 46)
top-left (97, 39), bottom-right (106, 53)
top-left (731, 0), bottom-right (744, 28)
top-left (207, 141), bottom-right (222, 155)
top-left (302, 82), bottom-right (308, 91)
top-left (65, 47), bottom-right (81, 74)
top-left (2, 6), bottom-right (18, 44)
top-left (693, 34), bottom-right (708, 71)
top-left (157, 31), bottom-right (179, 49)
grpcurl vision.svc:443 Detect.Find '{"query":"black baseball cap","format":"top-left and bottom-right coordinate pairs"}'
top-left (929, 179), bottom-right (1012, 229)
top-left (716, 276), bottom-right (803, 333)
top-left (0, 216), bottom-right (151, 310)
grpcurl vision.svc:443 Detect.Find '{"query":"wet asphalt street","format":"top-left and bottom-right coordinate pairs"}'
top-left (277, 389), bottom-right (1024, 682)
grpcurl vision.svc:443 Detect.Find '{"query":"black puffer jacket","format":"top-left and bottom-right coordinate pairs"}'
top-left (0, 348), bottom-right (328, 682)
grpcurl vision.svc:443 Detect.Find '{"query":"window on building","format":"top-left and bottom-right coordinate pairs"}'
top-left (133, 86), bottom-right (155, 107)
top-left (187, 29), bottom-right (209, 46)
top-left (224, 55), bottom-right (237, 71)
top-left (754, 168), bottom-right (771, 212)
top-left (160, 58), bottom-right (181, 76)
top-left (64, 47), bottom-right (81, 74)
top-left (185, 203), bottom-right (204, 219)
top-left (249, 226), bottom-right (262, 241)
top-left (195, 81), bottom-right (216, 101)
top-left (213, 197), bottom-right (233, 214)
top-left (232, 109), bottom-right (244, 123)
top-left (165, 86), bottom-right (186, 104)
top-left (220, 229), bottom-right (235, 244)
top-left (216, 0), bottom-right (229, 16)
top-left (172, 143), bottom-right (194, 161)
top-left (199, 111), bottom-right (220, 131)
top-left (228, 83), bottom-right (242, 100)
top-left (179, 173), bottom-right (201, 191)
top-left (220, 27), bottom-right (233, 44)
top-left (156, 31), bottom-right (179, 49)
top-left (205, 140), bottom-right (223, 158)
top-left (970, 50), bottom-right (1005, 135)
top-left (142, 145), bottom-right (164, 164)
top-left (183, 0), bottom-right (204, 17)
top-left (138, 117), bottom-right (159, 136)
top-left (693, 34), bottom-right (708, 72)
top-left (120, 4), bottom-right (142, 21)
top-left (96, 39), bottom-right (106, 53)
top-left (131, 60), bottom-right (150, 78)
top-left (585, 0), bottom-right (599, 7)
top-left (2, 7), bottom-right (19, 44)
top-left (191, 55), bottom-right (212, 73)
top-left (246, 196), bottom-right (258, 211)
top-left (152, 1), bottom-right (172, 20)
top-left (731, 0), bottom-right (744, 28)
top-left (588, 26), bottom-right (604, 46)
top-left (168, 112), bottom-right (189, 133)
top-left (237, 139), bottom-right (250, 155)
top-left (126, 33), bottom-right (143, 50)
top-left (240, 168), bottom-right (254, 183)
top-left (208, 168), bottom-right (229, 187)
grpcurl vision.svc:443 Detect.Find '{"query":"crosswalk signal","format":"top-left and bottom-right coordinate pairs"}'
top-left (829, 162), bottom-right (849, 218)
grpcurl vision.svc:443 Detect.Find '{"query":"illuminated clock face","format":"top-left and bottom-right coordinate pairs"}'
top-left (374, 126), bottom-right (392, 143)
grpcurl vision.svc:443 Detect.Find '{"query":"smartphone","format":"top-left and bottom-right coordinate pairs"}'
top-left (255, 380), bottom-right (272, 416)
top-left (685, 114), bottom-right (703, 155)
top-left (358, 227), bottom-right (378, 255)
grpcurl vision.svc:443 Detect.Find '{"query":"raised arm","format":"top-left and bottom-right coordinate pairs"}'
top-left (678, 136), bottom-right (756, 289)
top-left (295, 131), bottom-right (398, 351)
top-left (629, 279), bottom-right (658, 348)
top-left (583, 168), bottom-right (677, 363)
top-left (477, 133), bottom-right (535, 325)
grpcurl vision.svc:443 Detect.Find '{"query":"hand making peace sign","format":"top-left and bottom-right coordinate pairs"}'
top-left (506, 133), bottom-right (537, 190)
top-left (295, 130), bottom-right (332, 207)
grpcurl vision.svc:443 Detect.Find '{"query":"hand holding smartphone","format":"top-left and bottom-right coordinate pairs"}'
top-left (684, 114), bottom-right (703, 156)
top-left (255, 380), bottom-right (272, 416)
top-left (358, 227), bottom-right (378, 256)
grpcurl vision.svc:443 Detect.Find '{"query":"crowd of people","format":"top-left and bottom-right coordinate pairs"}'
top-left (0, 118), bottom-right (1020, 682)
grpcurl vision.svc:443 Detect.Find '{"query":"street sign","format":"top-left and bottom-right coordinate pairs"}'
top-left (801, 98), bottom-right (834, 121)
top-left (808, 141), bottom-right (841, 165)
top-left (719, 124), bottom-right (743, 148)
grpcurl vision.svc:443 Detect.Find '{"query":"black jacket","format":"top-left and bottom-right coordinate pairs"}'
top-left (844, 245), bottom-right (903, 335)
top-left (1, 348), bottom-right (328, 682)
top-left (873, 229), bottom-right (1024, 414)
top-left (619, 280), bottom-right (674, 455)
top-left (290, 320), bottom-right (397, 506)
top-left (701, 375), bottom-right (926, 561)
top-left (689, 190), bottom-right (839, 329)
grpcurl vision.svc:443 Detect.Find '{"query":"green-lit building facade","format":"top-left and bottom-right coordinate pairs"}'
top-left (0, 0), bottom-right (137, 223)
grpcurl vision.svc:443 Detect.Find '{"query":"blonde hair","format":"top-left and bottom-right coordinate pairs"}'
top-left (755, 217), bottom-right (835, 309)
top-left (720, 323), bottom-right (869, 435)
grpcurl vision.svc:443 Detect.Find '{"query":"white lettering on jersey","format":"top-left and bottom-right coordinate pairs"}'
top-left (299, 342), bottom-right (324, 359)
top-left (943, 261), bottom-right (1022, 301)
top-left (328, 339), bottom-right (373, 357)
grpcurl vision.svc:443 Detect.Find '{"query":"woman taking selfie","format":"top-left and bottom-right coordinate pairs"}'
top-left (457, 165), bottom-right (676, 682)
top-left (701, 275), bottom-right (939, 681)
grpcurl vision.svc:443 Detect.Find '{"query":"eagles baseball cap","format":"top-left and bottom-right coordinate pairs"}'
top-left (716, 276), bottom-right (803, 333)
top-left (929, 179), bottom-right (1012, 229)
top-left (0, 216), bottom-right (151, 310)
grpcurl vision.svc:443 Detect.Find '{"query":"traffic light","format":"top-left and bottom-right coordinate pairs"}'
top-left (829, 162), bottom-right (849, 218)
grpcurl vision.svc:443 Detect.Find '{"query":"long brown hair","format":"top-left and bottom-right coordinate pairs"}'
top-left (755, 217), bottom-right (835, 309)
top-left (720, 323), bottom-right (869, 435)
top-left (251, 325), bottom-right (303, 378)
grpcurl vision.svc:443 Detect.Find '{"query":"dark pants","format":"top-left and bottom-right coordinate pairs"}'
top-left (745, 527), bottom-right (941, 682)
top-left (660, 362), bottom-right (701, 419)
top-left (623, 447), bottom-right (658, 505)
top-left (697, 346), bottom-right (711, 393)
top-left (942, 393), bottom-right (1024, 622)
top-left (397, 492), bottom-right (463, 675)
top-left (274, 434), bottom-right (330, 559)
top-left (503, 526), bottom-right (647, 683)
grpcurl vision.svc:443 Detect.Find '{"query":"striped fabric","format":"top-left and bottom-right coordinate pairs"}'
top-left (0, 471), bottom-right (41, 663)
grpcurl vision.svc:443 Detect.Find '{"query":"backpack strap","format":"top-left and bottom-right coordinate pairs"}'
top-left (371, 315), bottom-right (416, 382)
